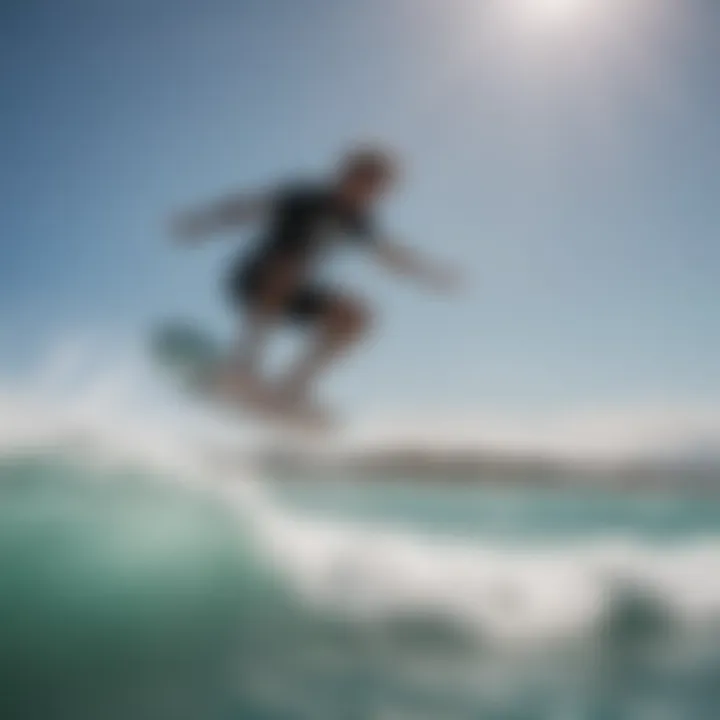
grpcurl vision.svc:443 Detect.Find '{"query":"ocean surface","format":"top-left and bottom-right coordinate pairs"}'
top-left (2, 442), bottom-right (720, 720)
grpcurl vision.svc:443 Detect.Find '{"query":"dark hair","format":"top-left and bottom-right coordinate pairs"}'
top-left (340, 146), bottom-right (398, 182)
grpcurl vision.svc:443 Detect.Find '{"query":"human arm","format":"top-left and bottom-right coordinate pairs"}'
top-left (170, 190), bottom-right (272, 244)
top-left (371, 236), bottom-right (462, 294)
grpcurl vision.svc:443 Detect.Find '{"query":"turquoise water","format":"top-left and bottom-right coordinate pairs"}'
top-left (2, 451), bottom-right (720, 720)
top-left (271, 479), bottom-right (720, 539)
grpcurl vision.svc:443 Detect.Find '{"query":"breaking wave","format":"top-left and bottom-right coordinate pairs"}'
top-left (2, 365), bottom-right (720, 719)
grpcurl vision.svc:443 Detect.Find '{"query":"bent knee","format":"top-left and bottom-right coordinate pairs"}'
top-left (327, 298), bottom-right (372, 336)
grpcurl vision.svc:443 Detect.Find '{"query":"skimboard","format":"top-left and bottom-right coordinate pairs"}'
top-left (149, 321), bottom-right (336, 432)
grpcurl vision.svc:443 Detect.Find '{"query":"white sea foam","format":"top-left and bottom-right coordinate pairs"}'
top-left (258, 510), bottom-right (720, 644)
top-left (1, 348), bottom-right (719, 647)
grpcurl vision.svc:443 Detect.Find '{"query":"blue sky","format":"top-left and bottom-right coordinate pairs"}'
top-left (1, 0), bottom-right (719, 418)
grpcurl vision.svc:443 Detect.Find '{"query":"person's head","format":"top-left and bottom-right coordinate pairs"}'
top-left (335, 146), bottom-right (399, 209)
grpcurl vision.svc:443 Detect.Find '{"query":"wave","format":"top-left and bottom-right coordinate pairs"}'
top-left (2, 431), bottom-right (719, 647)
top-left (2, 374), bottom-right (720, 719)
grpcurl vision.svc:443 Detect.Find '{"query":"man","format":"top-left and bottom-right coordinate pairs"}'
top-left (172, 146), bottom-right (458, 415)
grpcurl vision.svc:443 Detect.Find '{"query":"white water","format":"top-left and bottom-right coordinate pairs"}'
top-left (2, 355), bottom-right (720, 650)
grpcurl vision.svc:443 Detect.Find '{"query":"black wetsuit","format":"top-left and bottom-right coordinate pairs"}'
top-left (229, 181), bottom-right (378, 322)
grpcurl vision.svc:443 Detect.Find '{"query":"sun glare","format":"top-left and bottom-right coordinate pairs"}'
top-left (521, 0), bottom-right (597, 30)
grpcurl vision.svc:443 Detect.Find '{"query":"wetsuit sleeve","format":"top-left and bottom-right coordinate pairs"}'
top-left (269, 184), bottom-right (299, 213)
top-left (272, 183), bottom-right (320, 220)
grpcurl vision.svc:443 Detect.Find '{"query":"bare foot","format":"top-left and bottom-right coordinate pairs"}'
top-left (213, 364), bottom-right (265, 403)
top-left (269, 385), bottom-right (334, 430)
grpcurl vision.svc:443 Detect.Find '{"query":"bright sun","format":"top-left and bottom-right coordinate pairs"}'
top-left (521, 0), bottom-right (596, 29)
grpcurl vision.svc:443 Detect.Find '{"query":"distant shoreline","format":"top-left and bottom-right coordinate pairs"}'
top-left (246, 446), bottom-right (720, 493)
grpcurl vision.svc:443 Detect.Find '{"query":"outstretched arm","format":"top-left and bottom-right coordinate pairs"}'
top-left (171, 190), bottom-right (271, 243)
top-left (372, 237), bottom-right (461, 294)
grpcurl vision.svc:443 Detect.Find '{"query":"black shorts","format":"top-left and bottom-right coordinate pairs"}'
top-left (228, 259), bottom-right (334, 323)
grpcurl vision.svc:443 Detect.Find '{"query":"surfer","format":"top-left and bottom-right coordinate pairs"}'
top-left (171, 146), bottom-right (459, 417)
